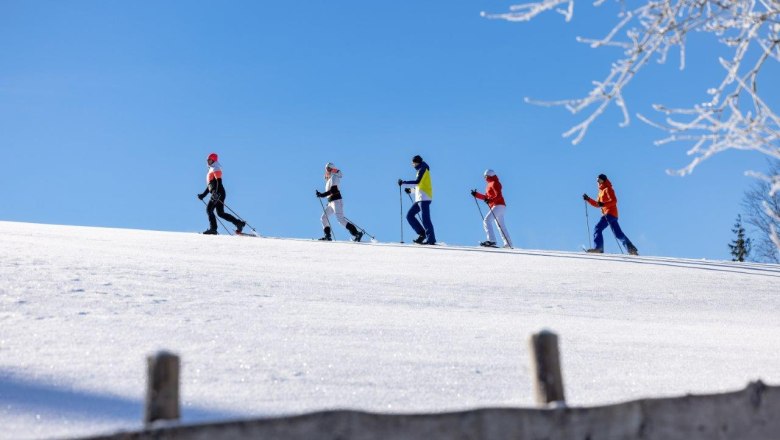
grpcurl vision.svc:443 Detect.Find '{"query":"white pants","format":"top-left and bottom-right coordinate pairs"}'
top-left (484, 204), bottom-right (512, 247)
top-left (321, 199), bottom-right (349, 229)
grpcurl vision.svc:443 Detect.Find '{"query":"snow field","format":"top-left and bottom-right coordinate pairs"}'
top-left (0, 221), bottom-right (778, 439)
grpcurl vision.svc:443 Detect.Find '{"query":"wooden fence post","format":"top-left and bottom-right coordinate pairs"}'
top-left (529, 330), bottom-right (565, 406)
top-left (145, 351), bottom-right (180, 424)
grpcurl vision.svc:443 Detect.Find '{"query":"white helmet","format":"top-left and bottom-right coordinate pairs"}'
top-left (484, 169), bottom-right (496, 177)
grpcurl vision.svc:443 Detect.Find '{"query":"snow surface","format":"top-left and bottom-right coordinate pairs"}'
top-left (1, 220), bottom-right (779, 439)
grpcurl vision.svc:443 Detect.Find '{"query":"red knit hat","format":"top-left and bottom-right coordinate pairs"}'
top-left (207, 153), bottom-right (218, 162)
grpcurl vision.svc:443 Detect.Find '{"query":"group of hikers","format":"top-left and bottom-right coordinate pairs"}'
top-left (198, 153), bottom-right (640, 255)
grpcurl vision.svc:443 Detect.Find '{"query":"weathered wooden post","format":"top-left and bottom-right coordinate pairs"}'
top-left (529, 330), bottom-right (565, 406)
top-left (145, 351), bottom-right (180, 424)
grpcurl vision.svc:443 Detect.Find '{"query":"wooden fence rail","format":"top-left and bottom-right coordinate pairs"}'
top-left (78, 330), bottom-right (779, 440)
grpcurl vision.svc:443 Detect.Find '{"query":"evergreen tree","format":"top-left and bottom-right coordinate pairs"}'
top-left (729, 215), bottom-right (752, 262)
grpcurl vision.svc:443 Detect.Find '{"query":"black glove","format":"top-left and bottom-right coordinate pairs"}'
top-left (397, 179), bottom-right (403, 186)
top-left (470, 189), bottom-right (477, 197)
top-left (316, 190), bottom-right (324, 198)
top-left (484, 197), bottom-right (491, 205)
top-left (198, 192), bottom-right (207, 200)
top-left (597, 201), bottom-right (604, 207)
top-left (404, 188), bottom-right (411, 194)
top-left (582, 193), bottom-right (590, 201)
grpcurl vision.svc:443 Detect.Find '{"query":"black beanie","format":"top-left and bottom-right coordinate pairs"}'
top-left (412, 155), bottom-right (423, 164)
top-left (598, 173), bottom-right (608, 181)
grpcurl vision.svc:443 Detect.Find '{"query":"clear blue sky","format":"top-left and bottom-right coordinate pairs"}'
top-left (2, 1), bottom-right (777, 259)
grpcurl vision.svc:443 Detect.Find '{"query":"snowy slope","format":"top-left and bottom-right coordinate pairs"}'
top-left (1, 221), bottom-right (778, 439)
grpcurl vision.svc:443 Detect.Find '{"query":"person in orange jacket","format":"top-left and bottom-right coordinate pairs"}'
top-left (471, 169), bottom-right (513, 248)
top-left (583, 174), bottom-right (638, 255)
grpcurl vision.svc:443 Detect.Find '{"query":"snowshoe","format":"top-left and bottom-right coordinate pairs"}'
top-left (318, 227), bottom-right (332, 241)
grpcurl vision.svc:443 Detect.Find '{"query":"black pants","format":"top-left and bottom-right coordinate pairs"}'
top-left (207, 191), bottom-right (241, 230)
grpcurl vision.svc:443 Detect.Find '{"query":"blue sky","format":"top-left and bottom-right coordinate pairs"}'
top-left (2, 1), bottom-right (777, 259)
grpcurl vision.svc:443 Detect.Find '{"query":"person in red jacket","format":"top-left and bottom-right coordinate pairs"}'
top-left (583, 174), bottom-right (639, 255)
top-left (471, 169), bottom-right (513, 248)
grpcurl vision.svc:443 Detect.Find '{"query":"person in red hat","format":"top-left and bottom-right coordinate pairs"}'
top-left (197, 153), bottom-right (245, 235)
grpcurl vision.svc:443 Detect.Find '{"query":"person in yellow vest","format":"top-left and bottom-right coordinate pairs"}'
top-left (398, 155), bottom-right (436, 245)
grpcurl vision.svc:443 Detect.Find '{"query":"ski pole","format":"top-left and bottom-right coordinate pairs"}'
top-left (594, 212), bottom-right (624, 254)
top-left (474, 193), bottom-right (510, 248)
top-left (200, 198), bottom-right (232, 235)
top-left (399, 185), bottom-right (404, 243)
top-left (601, 213), bottom-right (625, 254)
top-left (584, 200), bottom-right (591, 248)
top-left (317, 194), bottom-right (336, 241)
top-left (344, 216), bottom-right (378, 242)
top-left (406, 192), bottom-right (424, 225)
top-left (472, 194), bottom-right (485, 220)
top-left (485, 202), bottom-right (512, 249)
top-left (614, 235), bottom-right (625, 254)
top-left (215, 199), bottom-right (259, 235)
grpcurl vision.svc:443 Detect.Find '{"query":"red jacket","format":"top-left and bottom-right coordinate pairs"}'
top-left (588, 178), bottom-right (619, 218)
top-left (475, 175), bottom-right (506, 208)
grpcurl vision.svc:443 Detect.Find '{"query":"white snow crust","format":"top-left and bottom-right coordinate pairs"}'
top-left (1, 221), bottom-right (778, 439)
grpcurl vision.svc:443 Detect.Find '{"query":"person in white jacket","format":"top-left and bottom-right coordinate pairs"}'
top-left (316, 163), bottom-right (364, 242)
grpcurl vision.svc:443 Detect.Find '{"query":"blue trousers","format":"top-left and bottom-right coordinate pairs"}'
top-left (407, 201), bottom-right (436, 244)
top-left (594, 214), bottom-right (635, 251)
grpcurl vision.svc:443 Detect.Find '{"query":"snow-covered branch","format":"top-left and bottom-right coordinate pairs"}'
top-left (485, 0), bottom-right (780, 252)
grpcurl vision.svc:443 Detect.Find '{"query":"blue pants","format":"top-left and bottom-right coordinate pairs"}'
top-left (407, 201), bottom-right (436, 244)
top-left (593, 214), bottom-right (635, 251)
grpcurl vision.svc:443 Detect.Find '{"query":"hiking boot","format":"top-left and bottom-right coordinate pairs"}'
top-left (413, 234), bottom-right (425, 244)
top-left (203, 229), bottom-right (218, 235)
top-left (319, 227), bottom-right (332, 241)
top-left (628, 246), bottom-right (639, 256)
top-left (236, 221), bottom-right (246, 234)
top-left (480, 241), bottom-right (497, 248)
top-left (352, 231), bottom-right (364, 242)
top-left (585, 248), bottom-right (603, 253)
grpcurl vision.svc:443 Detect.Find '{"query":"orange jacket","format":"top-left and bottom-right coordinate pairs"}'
top-left (474, 175), bottom-right (506, 208)
top-left (588, 178), bottom-right (619, 217)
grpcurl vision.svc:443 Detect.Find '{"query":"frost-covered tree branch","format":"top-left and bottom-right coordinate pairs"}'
top-left (744, 161), bottom-right (780, 262)
top-left (484, 0), bottom-right (780, 252)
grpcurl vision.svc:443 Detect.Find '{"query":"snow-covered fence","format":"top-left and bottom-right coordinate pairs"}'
top-left (91, 337), bottom-right (779, 440)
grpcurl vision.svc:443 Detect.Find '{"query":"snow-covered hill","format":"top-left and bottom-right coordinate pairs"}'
top-left (1, 221), bottom-right (778, 439)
